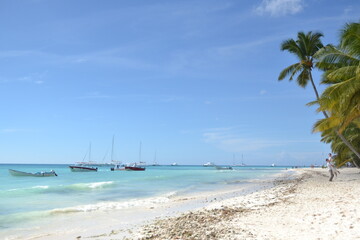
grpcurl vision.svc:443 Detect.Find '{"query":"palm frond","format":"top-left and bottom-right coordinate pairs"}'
top-left (278, 63), bottom-right (301, 80)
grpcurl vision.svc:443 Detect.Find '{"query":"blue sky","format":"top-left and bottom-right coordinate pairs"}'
top-left (0, 0), bottom-right (359, 166)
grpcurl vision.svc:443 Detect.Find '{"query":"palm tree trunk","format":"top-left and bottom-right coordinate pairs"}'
top-left (336, 133), bottom-right (360, 168)
top-left (310, 73), bottom-right (360, 168)
top-left (309, 73), bottom-right (329, 118)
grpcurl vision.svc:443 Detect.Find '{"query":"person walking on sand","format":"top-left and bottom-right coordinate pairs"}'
top-left (328, 153), bottom-right (340, 176)
top-left (326, 159), bottom-right (335, 181)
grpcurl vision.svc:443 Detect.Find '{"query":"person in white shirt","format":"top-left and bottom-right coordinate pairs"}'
top-left (326, 159), bottom-right (335, 181)
top-left (328, 153), bottom-right (340, 176)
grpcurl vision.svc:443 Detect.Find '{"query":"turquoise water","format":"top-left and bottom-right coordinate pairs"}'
top-left (0, 164), bottom-right (286, 231)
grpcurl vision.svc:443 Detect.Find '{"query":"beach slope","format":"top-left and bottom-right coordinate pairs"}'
top-left (134, 168), bottom-right (360, 240)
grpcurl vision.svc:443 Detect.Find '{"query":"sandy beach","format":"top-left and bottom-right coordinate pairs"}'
top-left (6, 168), bottom-right (360, 240)
top-left (119, 168), bottom-right (360, 240)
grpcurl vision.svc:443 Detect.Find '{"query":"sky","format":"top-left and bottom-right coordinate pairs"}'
top-left (0, 0), bottom-right (359, 166)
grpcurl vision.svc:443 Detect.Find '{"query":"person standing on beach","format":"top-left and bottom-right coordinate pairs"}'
top-left (328, 153), bottom-right (340, 176)
top-left (326, 159), bottom-right (335, 181)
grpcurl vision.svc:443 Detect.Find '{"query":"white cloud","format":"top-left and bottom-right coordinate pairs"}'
top-left (255, 0), bottom-right (304, 17)
top-left (260, 90), bottom-right (267, 95)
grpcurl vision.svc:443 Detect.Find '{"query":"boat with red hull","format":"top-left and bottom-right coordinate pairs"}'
top-left (125, 166), bottom-right (145, 171)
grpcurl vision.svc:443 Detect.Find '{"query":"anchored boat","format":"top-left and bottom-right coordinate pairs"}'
top-left (69, 165), bottom-right (98, 172)
top-left (9, 169), bottom-right (58, 177)
top-left (69, 142), bottom-right (98, 172)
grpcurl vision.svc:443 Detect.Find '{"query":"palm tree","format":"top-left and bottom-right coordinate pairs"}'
top-left (279, 30), bottom-right (360, 167)
top-left (313, 118), bottom-right (360, 167)
top-left (278, 31), bottom-right (325, 103)
top-left (311, 22), bottom-right (360, 166)
top-left (315, 22), bottom-right (360, 131)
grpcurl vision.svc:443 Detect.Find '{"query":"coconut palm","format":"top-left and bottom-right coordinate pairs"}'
top-left (312, 22), bottom-right (360, 166)
top-left (315, 22), bottom-right (360, 131)
top-left (313, 119), bottom-right (360, 167)
top-left (279, 29), bottom-right (360, 167)
top-left (278, 31), bottom-right (325, 103)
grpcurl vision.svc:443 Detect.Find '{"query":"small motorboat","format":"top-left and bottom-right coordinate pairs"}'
top-left (9, 169), bottom-right (58, 177)
top-left (69, 165), bottom-right (98, 172)
top-left (111, 164), bottom-right (126, 171)
top-left (124, 163), bottom-right (145, 171)
top-left (215, 166), bottom-right (233, 170)
top-left (203, 162), bottom-right (215, 167)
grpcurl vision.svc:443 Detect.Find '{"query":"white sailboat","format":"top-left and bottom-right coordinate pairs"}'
top-left (111, 136), bottom-right (126, 171)
top-left (232, 154), bottom-right (246, 166)
top-left (152, 151), bottom-right (160, 166)
top-left (69, 143), bottom-right (98, 172)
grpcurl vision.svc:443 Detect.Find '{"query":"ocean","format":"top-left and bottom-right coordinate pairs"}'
top-left (0, 164), bottom-right (287, 238)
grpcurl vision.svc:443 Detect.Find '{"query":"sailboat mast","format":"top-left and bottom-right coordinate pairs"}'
top-left (111, 135), bottom-right (115, 162)
top-left (139, 141), bottom-right (142, 162)
top-left (89, 142), bottom-right (91, 162)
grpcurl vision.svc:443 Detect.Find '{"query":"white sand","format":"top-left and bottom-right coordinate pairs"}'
top-left (135, 168), bottom-right (360, 240)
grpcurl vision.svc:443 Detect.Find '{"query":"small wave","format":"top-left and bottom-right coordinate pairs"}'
top-left (2, 182), bottom-right (116, 197)
top-left (31, 185), bottom-right (49, 189)
top-left (49, 195), bottom-right (171, 215)
top-left (67, 181), bottom-right (115, 190)
top-left (2, 186), bottom-right (50, 197)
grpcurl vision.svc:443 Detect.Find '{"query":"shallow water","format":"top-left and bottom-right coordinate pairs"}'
top-left (0, 164), bottom-right (286, 235)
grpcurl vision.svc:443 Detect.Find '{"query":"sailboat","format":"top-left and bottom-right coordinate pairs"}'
top-left (151, 151), bottom-right (160, 166)
top-left (125, 142), bottom-right (146, 171)
top-left (232, 154), bottom-right (246, 166)
top-left (110, 136), bottom-right (126, 171)
top-left (69, 143), bottom-right (98, 172)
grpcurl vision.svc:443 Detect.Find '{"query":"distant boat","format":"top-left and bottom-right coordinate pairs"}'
top-left (215, 166), bottom-right (233, 170)
top-left (9, 169), bottom-right (58, 177)
top-left (69, 143), bottom-right (98, 172)
top-left (69, 165), bottom-right (98, 172)
top-left (78, 136), bottom-right (119, 167)
top-left (111, 164), bottom-right (126, 171)
top-left (203, 162), bottom-right (215, 167)
top-left (271, 163), bottom-right (276, 167)
top-left (125, 164), bottom-right (146, 171)
top-left (171, 162), bottom-right (178, 166)
top-left (151, 151), bottom-right (160, 166)
top-left (125, 142), bottom-right (146, 171)
top-left (232, 154), bottom-right (246, 166)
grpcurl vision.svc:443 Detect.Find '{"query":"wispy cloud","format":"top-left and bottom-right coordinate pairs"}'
top-left (75, 93), bottom-right (191, 104)
top-left (215, 34), bottom-right (288, 56)
top-left (1, 128), bottom-right (32, 133)
top-left (203, 126), bottom-right (318, 152)
top-left (0, 72), bottom-right (47, 85)
top-left (254, 0), bottom-right (304, 17)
